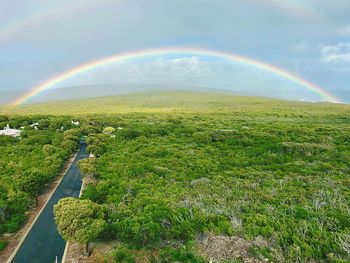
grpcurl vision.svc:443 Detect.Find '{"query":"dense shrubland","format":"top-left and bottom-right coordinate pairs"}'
top-left (54, 197), bottom-right (107, 255)
top-left (0, 116), bottom-right (81, 244)
top-left (78, 111), bottom-right (350, 262)
top-left (2, 93), bottom-right (350, 262)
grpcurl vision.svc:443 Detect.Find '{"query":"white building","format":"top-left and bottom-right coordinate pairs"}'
top-left (30, 122), bottom-right (39, 127)
top-left (0, 124), bottom-right (22, 137)
top-left (30, 123), bottom-right (39, 130)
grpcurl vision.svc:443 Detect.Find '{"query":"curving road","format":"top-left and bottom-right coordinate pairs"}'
top-left (11, 142), bottom-right (88, 263)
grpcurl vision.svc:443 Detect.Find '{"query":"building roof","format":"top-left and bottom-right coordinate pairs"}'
top-left (0, 124), bottom-right (22, 137)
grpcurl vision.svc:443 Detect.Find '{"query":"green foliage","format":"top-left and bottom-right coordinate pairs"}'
top-left (42, 144), bottom-right (55, 156)
top-left (1, 92), bottom-right (350, 262)
top-left (0, 135), bottom-right (17, 146)
top-left (54, 197), bottom-right (107, 251)
top-left (0, 240), bottom-right (8, 251)
top-left (111, 244), bottom-right (205, 263)
top-left (159, 246), bottom-right (206, 263)
top-left (78, 158), bottom-right (97, 178)
top-left (113, 246), bottom-right (136, 263)
top-left (0, 116), bottom-right (80, 234)
top-left (281, 141), bottom-right (333, 156)
top-left (81, 183), bottom-right (100, 202)
top-left (109, 198), bottom-right (228, 247)
top-left (103, 126), bottom-right (115, 135)
top-left (86, 134), bottom-right (111, 156)
top-left (79, 106), bottom-right (350, 262)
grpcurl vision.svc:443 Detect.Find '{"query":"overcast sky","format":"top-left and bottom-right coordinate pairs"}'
top-left (0, 0), bottom-right (349, 102)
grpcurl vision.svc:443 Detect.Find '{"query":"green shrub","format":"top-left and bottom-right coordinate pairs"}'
top-left (113, 246), bottom-right (136, 263)
top-left (0, 240), bottom-right (8, 250)
top-left (159, 246), bottom-right (205, 263)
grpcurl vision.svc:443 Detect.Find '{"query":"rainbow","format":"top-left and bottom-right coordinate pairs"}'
top-left (12, 47), bottom-right (342, 105)
top-left (0, 0), bottom-right (111, 41)
top-left (0, 1), bottom-right (316, 43)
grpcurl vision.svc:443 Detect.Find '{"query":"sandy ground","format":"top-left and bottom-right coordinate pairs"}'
top-left (0, 152), bottom-right (78, 263)
top-left (65, 241), bottom-right (116, 263)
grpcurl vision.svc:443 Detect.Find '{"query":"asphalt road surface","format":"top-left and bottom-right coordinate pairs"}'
top-left (11, 142), bottom-right (88, 263)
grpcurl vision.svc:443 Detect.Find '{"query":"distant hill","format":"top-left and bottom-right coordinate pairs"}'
top-left (2, 84), bottom-right (348, 107)
top-left (0, 90), bottom-right (26, 105)
top-left (30, 84), bottom-right (227, 103)
top-left (0, 84), bottom-right (243, 106)
top-left (1, 90), bottom-right (349, 117)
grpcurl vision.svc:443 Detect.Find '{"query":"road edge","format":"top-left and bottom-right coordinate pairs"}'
top-left (61, 241), bottom-right (69, 263)
top-left (6, 150), bottom-right (79, 263)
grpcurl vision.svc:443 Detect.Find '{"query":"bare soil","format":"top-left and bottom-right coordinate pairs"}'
top-left (65, 241), bottom-right (116, 263)
top-left (197, 234), bottom-right (272, 262)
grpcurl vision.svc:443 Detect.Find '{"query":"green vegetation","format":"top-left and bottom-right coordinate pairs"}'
top-left (0, 116), bottom-right (80, 240)
top-left (0, 240), bottom-right (8, 250)
top-left (54, 197), bottom-right (107, 255)
top-left (103, 126), bottom-right (116, 136)
top-left (77, 158), bottom-right (97, 179)
top-left (79, 109), bottom-right (349, 262)
top-left (1, 91), bottom-right (350, 262)
top-left (1, 90), bottom-right (349, 117)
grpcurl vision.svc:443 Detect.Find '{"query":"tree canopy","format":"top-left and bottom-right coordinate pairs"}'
top-left (54, 197), bottom-right (107, 254)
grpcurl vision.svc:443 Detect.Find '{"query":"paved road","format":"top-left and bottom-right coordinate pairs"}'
top-left (11, 142), bottom-right (88, 263)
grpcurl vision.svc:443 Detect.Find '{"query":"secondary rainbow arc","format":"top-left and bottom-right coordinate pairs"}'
top-left (12, 47), bottom-right (342, 105)
top-left (0, 0), bottom-right (110, 42)
top-left (0, 0), bottom-right (316, 42)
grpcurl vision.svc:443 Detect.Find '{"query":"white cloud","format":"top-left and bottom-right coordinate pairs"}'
top-left (155, 56), bottom-right (204, 75)
top-left (337, 24), bottom-right (350, 35)
top-left (289, 41), bottom-right (309, 54)
top-left (320, 43), bottom-right (350, 71)
top-left (51, 55), bottom-right (324, 102)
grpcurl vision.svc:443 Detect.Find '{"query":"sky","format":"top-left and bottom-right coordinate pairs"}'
top-left (0, 0), bottom-right (349, 103)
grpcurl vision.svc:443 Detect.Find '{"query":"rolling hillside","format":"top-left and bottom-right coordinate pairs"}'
top-left (1, 91), bottom-right (350, 262)
top-left (1, 90), bottom-right (349, 118)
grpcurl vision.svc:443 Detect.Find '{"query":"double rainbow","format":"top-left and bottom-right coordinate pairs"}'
top-left (0, 0), bottom-right (111, 42)
top-left (12, 47), bottom-right (341, 105)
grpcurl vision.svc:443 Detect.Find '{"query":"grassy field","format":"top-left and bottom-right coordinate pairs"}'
top-left (2, 90), bottom-right (350, 118)
top-left (1, 91), bottom-right (350, 262)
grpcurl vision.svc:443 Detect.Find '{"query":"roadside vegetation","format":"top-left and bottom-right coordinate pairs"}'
top-left (73, 108), bottom-right (349, 262)
top-left (0, 116), bottom-right (81, 249)
top-left (2, 92), bottom-right (350, 262)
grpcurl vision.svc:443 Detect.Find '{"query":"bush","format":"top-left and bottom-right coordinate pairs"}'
top-left (113, 246), bottom-right (136, 263)
top-left (159, 246), bottom-right (206, 263)
top-left (4, 214), bottom-right (26, 233)
top-left (0, 135), bottom-right (17, 146)
top-left (0, 240), bottom-right (8, 250)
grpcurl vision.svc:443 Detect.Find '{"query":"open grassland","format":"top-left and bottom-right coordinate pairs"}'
top-left (1, 91), bottom-right (350, 262)
top-left (2, 91), bottom-right (350, 119)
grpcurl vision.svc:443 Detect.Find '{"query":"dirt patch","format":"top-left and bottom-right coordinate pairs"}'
top-left (65, 241), bottom-right (116, 263)
top-left (0, 152), bottom-right (78, 263)
top-left (197, 234), bottom-right (271, 262)
top-left (65, 241), bottom-right (161, 263)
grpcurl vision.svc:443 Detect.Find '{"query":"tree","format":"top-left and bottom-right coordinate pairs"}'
top-left (103, 127), bottom-right (115, 136)
top-left (78, 158), bottom-right (97, 179)
top-left (0, 186), bottom-right (8, 224)
top-left (54, 197), bottom-right (107, 255)
top-left (86, 134), bottom-right (110, 156)
top-left (15, 170), bottom-right (45, 206)
top-left (42, 144), bottom-right (55, 156)
top-left (37, 119), bottom-right (50, 130)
